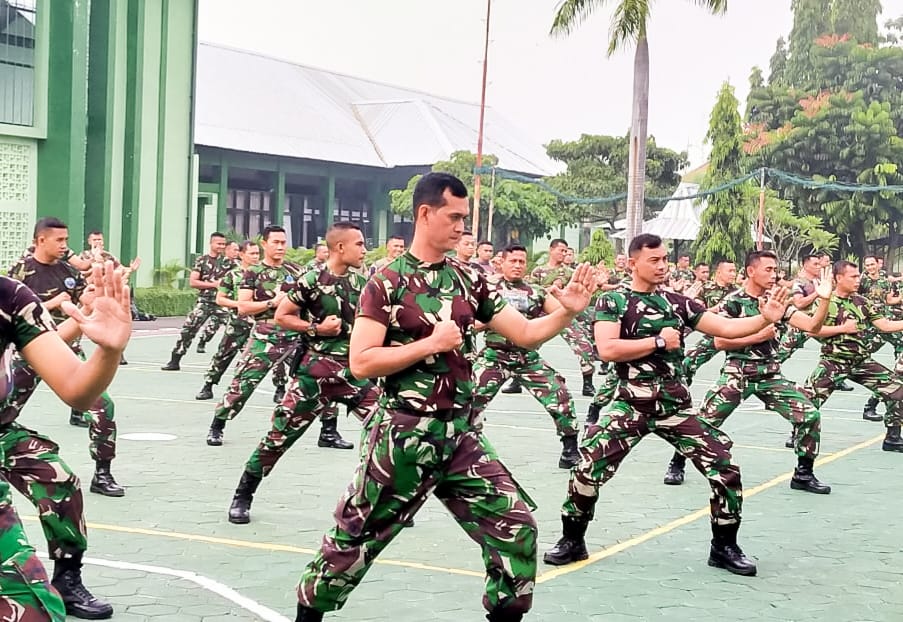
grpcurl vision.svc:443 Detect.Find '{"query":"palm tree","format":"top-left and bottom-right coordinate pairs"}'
top-left (551, 0), bottom-right (728, 246)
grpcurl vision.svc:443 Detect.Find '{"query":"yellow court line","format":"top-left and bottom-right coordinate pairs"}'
top-left (535, 432), bottom-right (884, 584)
top-left (18, 517), bottom-right (484, 579)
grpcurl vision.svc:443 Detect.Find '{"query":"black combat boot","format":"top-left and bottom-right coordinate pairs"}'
top-left (581, 372), bottom-right (595, 397)
top-left (318, 418), bottom-right (354, 449)
top-left (196, 382), bottom-right (214, 400)
top-left (52, 553), bottom-right (114, 619)
top-left (558, 435), bottom-right (580, 469)
top-left (207, 418), bottom-right (226, 446)
top-left (119, 354), bottom-right (127, 366)
top-left (501, 378), bottom-right (522, 394)
top-left (882, 424), bottom-right (903, 452)
top-left (196, 341), bottom-right (207, 354)
top-left (543, 516), bottom-right (589, 566)
top-left (585, 403), bottom-right (600, 427)
top-left (790, 456), bottom-right (831, 494)
top-left (863, 397), bottom-right (882, 422)
top-left (69, 409), bottom-right (89, 428)
top-left (663, 453), bottom-right (686, 486)
top-left (161, 352), bottom-right (182, 371)
top-left (486, 607), bottom-right (524, 622)
top-left (273, 385), bottom-right (286, 404)
top-left (228, 471), bottom-right (263, 524)
top-left (295, 604), bottom-right (324, 622)
top-left (708, 522), bottom-right (757, 576)
top-left (90, 461), bottom-right (125, 497)
top-left (785, 428), bottom-right (797, 449)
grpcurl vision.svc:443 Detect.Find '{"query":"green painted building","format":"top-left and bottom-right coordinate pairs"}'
top-left (0, 3), bottom-right (552, 286)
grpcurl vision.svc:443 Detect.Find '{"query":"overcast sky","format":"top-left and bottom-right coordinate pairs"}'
top-left (198, 0), bottom-right (903, 167)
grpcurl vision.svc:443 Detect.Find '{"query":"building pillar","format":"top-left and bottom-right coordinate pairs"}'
top-left (273, 168), bottom-right (285, 227)
top-left (321, 174), bottom-right (335, 228)
top-left (36, 0), bottom-right (91, 240)
top-left (217, 160), bottom-right (229, 231)
top-left (369, 181), bottom-right (389, 246)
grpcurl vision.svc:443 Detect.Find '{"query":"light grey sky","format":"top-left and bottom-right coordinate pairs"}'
top-left (198, 0), bottom-right (903, 167)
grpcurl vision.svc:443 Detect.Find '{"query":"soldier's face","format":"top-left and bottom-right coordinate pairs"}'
top-left (502, 250), bottom-right (527, 281)
top-left (224, 243), bottom-right (240, 260)
top-left (477, 244), bottom-right (493, 261)
top-left (694, 265), bottom-right (710, 282)
top-left (241, 244), bottom-right (260, 265)
top-left (836, 266), bottom-right (861, 294)
top-left (457, 235), bottom-right (475, 260)
top-left (549, 244), bottom-right (566, 264)
top-left (339, 230), bottom-right (367, 268)
top-left (210, 236), bottom-right (227, 255)
top-left (387, 239), bottom-right (405, 258)
top-left (747, 257), bottom-right (778, 289)
top-left (629, 246), bottom-right (669, 284)
top-left (864, 258), bottom-right (879, 275)
top-left (263, 232), bottom-right (287, 261)
top-left (615, 255), bottom-right (627, 269)
top-left (316, 246), bottom-right (329, 262)
top-left (564, 249), bottom-right (575, 265)
top-left (417, 192), bottom-right (469, 252)
top-left (678, 256), bottom-right (690, 268)
top-left (88, 234), bottom-right (104, 250)
top-left (37, 228), bottom-right (70, 259)
top-left (717, 262), bottom-right (737, 284)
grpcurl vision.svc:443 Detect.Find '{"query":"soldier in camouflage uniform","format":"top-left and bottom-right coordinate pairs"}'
top-left (668, 253), bottom-right (695, 293)
top-left (471, 244), bottom-right (581, 470)
top-left (228, 223), bottom-right (378, 524)
top-left (294, 173), bottom-right (595, 622)
top-left (305, 243), bottom-right (329, 272)
top-left (0, 240), bottom-right (133, 619)
top-left (530, 239), bottom-right (596, 396)
top-left (206, 226), bottom-right (304, 445)
top-left (804, 260), bottom-right (903, 452)
top-left (681, 260), bottom-right (738, 385)
top-left (161, 232), bottom-right (229, 370)
top-left (662, 252), bottom-right (833, 492)
top-left (195, 241), bottom-right (261, 401)
top-left (195, 241), bottom-right (240, 353)
top-left (7, 221), bottom-right (123, 498)
top-left (369, 235), bottom-right (405, 276)
top-left (859, 255), bottom-right (903, 420)
top-left (543, 234), bottom-right (791, 578)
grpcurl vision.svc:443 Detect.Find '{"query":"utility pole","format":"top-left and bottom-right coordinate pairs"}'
top-left (473, 0), bottom-right (491, 237)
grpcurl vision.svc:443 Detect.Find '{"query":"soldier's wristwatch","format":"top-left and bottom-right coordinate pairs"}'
top-left (654, 335), bottom-right (667, 352)
top-left (306, 323), bottom-right (318, 337)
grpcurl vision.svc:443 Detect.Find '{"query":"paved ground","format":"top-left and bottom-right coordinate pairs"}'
top-left (16, 319), bottom-right (903, 620)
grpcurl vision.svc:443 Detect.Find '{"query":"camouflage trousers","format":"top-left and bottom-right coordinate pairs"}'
top-left (776, 326), bottom-right (810, 364)
top-left (682, 335), bottom-right (719, 385)
top-left (9, 347), bottom-right (116, 462)
top-left (591, 363), bottom-right (619, 408)
top-left (563, 399), bottom-right (742, 525)
top-left (868, 328), bottom-right (903, 358)
top-left (297, 407), bottom-right (537, 616)
top-left (699, 363), bottom-right (820, 459)
top-left (204, 316), bottom-right (257, 386)
top-left (197, 304), bottom-right (229, 348)
top-left (472, 348), bottom-right (578, 438)
top-left (560, 319), bottom-right (595, 376)
top-left (244, 352), bottom-right (380, 478)
top-left (214, 323), bottom-right (298, 423)
top-left (0, 424), bottom-right (88, 561)
top-left (805, 356), bottom-right (903, 426)
top-left (0, 480), bottom-right (67, 621)
top-left (172, 300), bottom-right (230, 356)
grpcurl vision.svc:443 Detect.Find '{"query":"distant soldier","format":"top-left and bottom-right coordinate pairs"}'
top-left (195, 240), bottom-right (240, 353)
top-left (369, 235), bottom-right (405, 275)
top-left (681, 260), bottom-right (738, 386)
top-left (859, 255), bottom-right (903, 421)
top-left (473, 239), bottom-right (495, 275)
top-left (306, 243), bottom-right (329, 271)
top-left (668, 253), bottom-right (695, 292)
top-left (161, 232), bottom-right (230, 370)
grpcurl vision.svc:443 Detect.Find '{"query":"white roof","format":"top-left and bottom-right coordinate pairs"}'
top-left (612, 182), bottom-right (705, 240)
top-left (194, 43), bottom-right (557, 175)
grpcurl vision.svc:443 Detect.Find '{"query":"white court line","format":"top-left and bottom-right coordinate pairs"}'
top-left (37, 552), bottom-right (290, 622)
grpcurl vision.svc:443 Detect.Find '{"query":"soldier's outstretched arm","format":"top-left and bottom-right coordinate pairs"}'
top-left (872, 317), bottom-right (903, 333)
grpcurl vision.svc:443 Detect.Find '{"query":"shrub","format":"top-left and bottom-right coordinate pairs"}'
top-left (134, 288), bottom-right (198, 317)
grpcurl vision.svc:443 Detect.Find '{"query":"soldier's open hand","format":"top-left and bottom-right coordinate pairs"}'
top-left (759, 286), bottom-right (790, 323)
top-left (550, 263), bottom-right (594, 314)
top-left (62, 261), bottom-right (131, 352)
top-left (814, 265), bottom-right (834, 300)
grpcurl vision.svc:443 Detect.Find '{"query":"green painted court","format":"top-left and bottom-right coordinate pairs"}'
top-left (17, 322), bottom-right (903, 621)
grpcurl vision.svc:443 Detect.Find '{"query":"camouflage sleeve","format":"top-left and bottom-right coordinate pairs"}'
top-left (2, 278), bottom-right (56, 349)
top-left (357, 275), bottom-right (391, 325)
top-left (239, 267), bottom-right (257, 291)
top-left (7, 257), bottom-right (25, 281)
top-left (217, 270), bottom-right (234, 296)
top-left (863, 297), bottom-right (883, 325)
top-left (594, 291), bottom-right (625, 324)
top-left (682, 295), bottom-right (707, 328)
top-left (191, 255), bottom-right (205, 274)
top-left (473, 272), bottom-right (506, 323)
top-left (286, 273), bottom-right (313, 311)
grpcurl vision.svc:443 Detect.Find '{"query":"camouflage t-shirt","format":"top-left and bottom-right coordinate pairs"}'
top-left (218, 265), bottom-right (244, 301)
top-left (304, 259), bottom-right (326, 272)
top-left (595, 289), bottom-right (705, 401)
top-left (608, 268), bottom-right (630, 286)
top-left (78, 249), bottom-right (120, 269)
top-left (287, 268), bottom-right (367, 357)
top-left (669, 268), bottom-right (695, 284)
top-left (484, 279), bottom-right (545, 353)
top-left (192, 253), bottom-right (228, 302)
top-left (8, 255), bottom-right (86, 324)
top-left (717, 290), bottom-right (795, 364)
top-left (240, 261), bottom-right (305, 321)
top-left (530, 264), bottom-right (572, 288)
top-left (0, 277), bottom-right (57, 405)
top-left (357, 252), bottom-right (506, 412)
top-left (701, 281), bottom-right (737, 309)
top-left (820, 294), bottom-right (883, 363)
top-left (859, 274), bottom-right (893, 311)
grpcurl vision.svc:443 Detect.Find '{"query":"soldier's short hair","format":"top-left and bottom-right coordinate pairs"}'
top-left (627, 234), bottom-right (663, 257)
top-left (325, 222), bottom-right (361, 250)
top-left (210, 231), bottom-right (226, 240)
top-left (745, 250), bottom-right (778, 270)
top-left (834, 260), bottom-right (857, 277)
top-left (477, 240), bottom-right (492, 249)
top-left (238, 240), bottom-right (258, 253)
top-left (502, 245), bottom-right (527, 257)
top-left (549, 238), bottom-right (568, 250)
top-left (694, 262), bottom-right (709, 270)
top-left (34, 217), bottom-right (67, 238)
top-left (87, 230), bottom-right (103, 238)
top-left (412, 172), bottom-right (468, 218)
top-left (261, 225), bottom-right (285, 241)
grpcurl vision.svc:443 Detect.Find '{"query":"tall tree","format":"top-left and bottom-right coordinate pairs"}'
top-left (831, 0), bottom-right (882, 43)
top-left (786, 0), bottom-right (832, 87)
top-left (768, 37), bottom-right (789, 86)
top-left (693, 83), bottom-right (752, 265)
top-left (550, 0), bottom-right (727, 247)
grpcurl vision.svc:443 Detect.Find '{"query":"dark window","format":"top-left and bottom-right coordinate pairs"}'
top-left (227, 189), bottom-right (272, 238)
top-left (0, 0), bottom-right (37, 126)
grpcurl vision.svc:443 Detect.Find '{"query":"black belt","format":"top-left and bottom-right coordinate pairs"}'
top-left (395, 406), bottom-right (471, 422)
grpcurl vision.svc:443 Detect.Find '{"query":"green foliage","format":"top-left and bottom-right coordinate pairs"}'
top-left (579, 229), bottom-right (615, 265)
top-left (284, 246), bottom-right (316, 266)
top-left (760, 190), bottom-right (839, 269)
top-left (768, 37), bottom-right (789, 86)
top-left (545, 134), bottom-right (688, 227)
top-left (152, 260), bottom-right (187, 289)
top-left (389, 151), bottom-right (561, 244)
top-left (134, 288), bottom-right (197, 317)
top-left (693, 83), bottom-right (753, 265)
